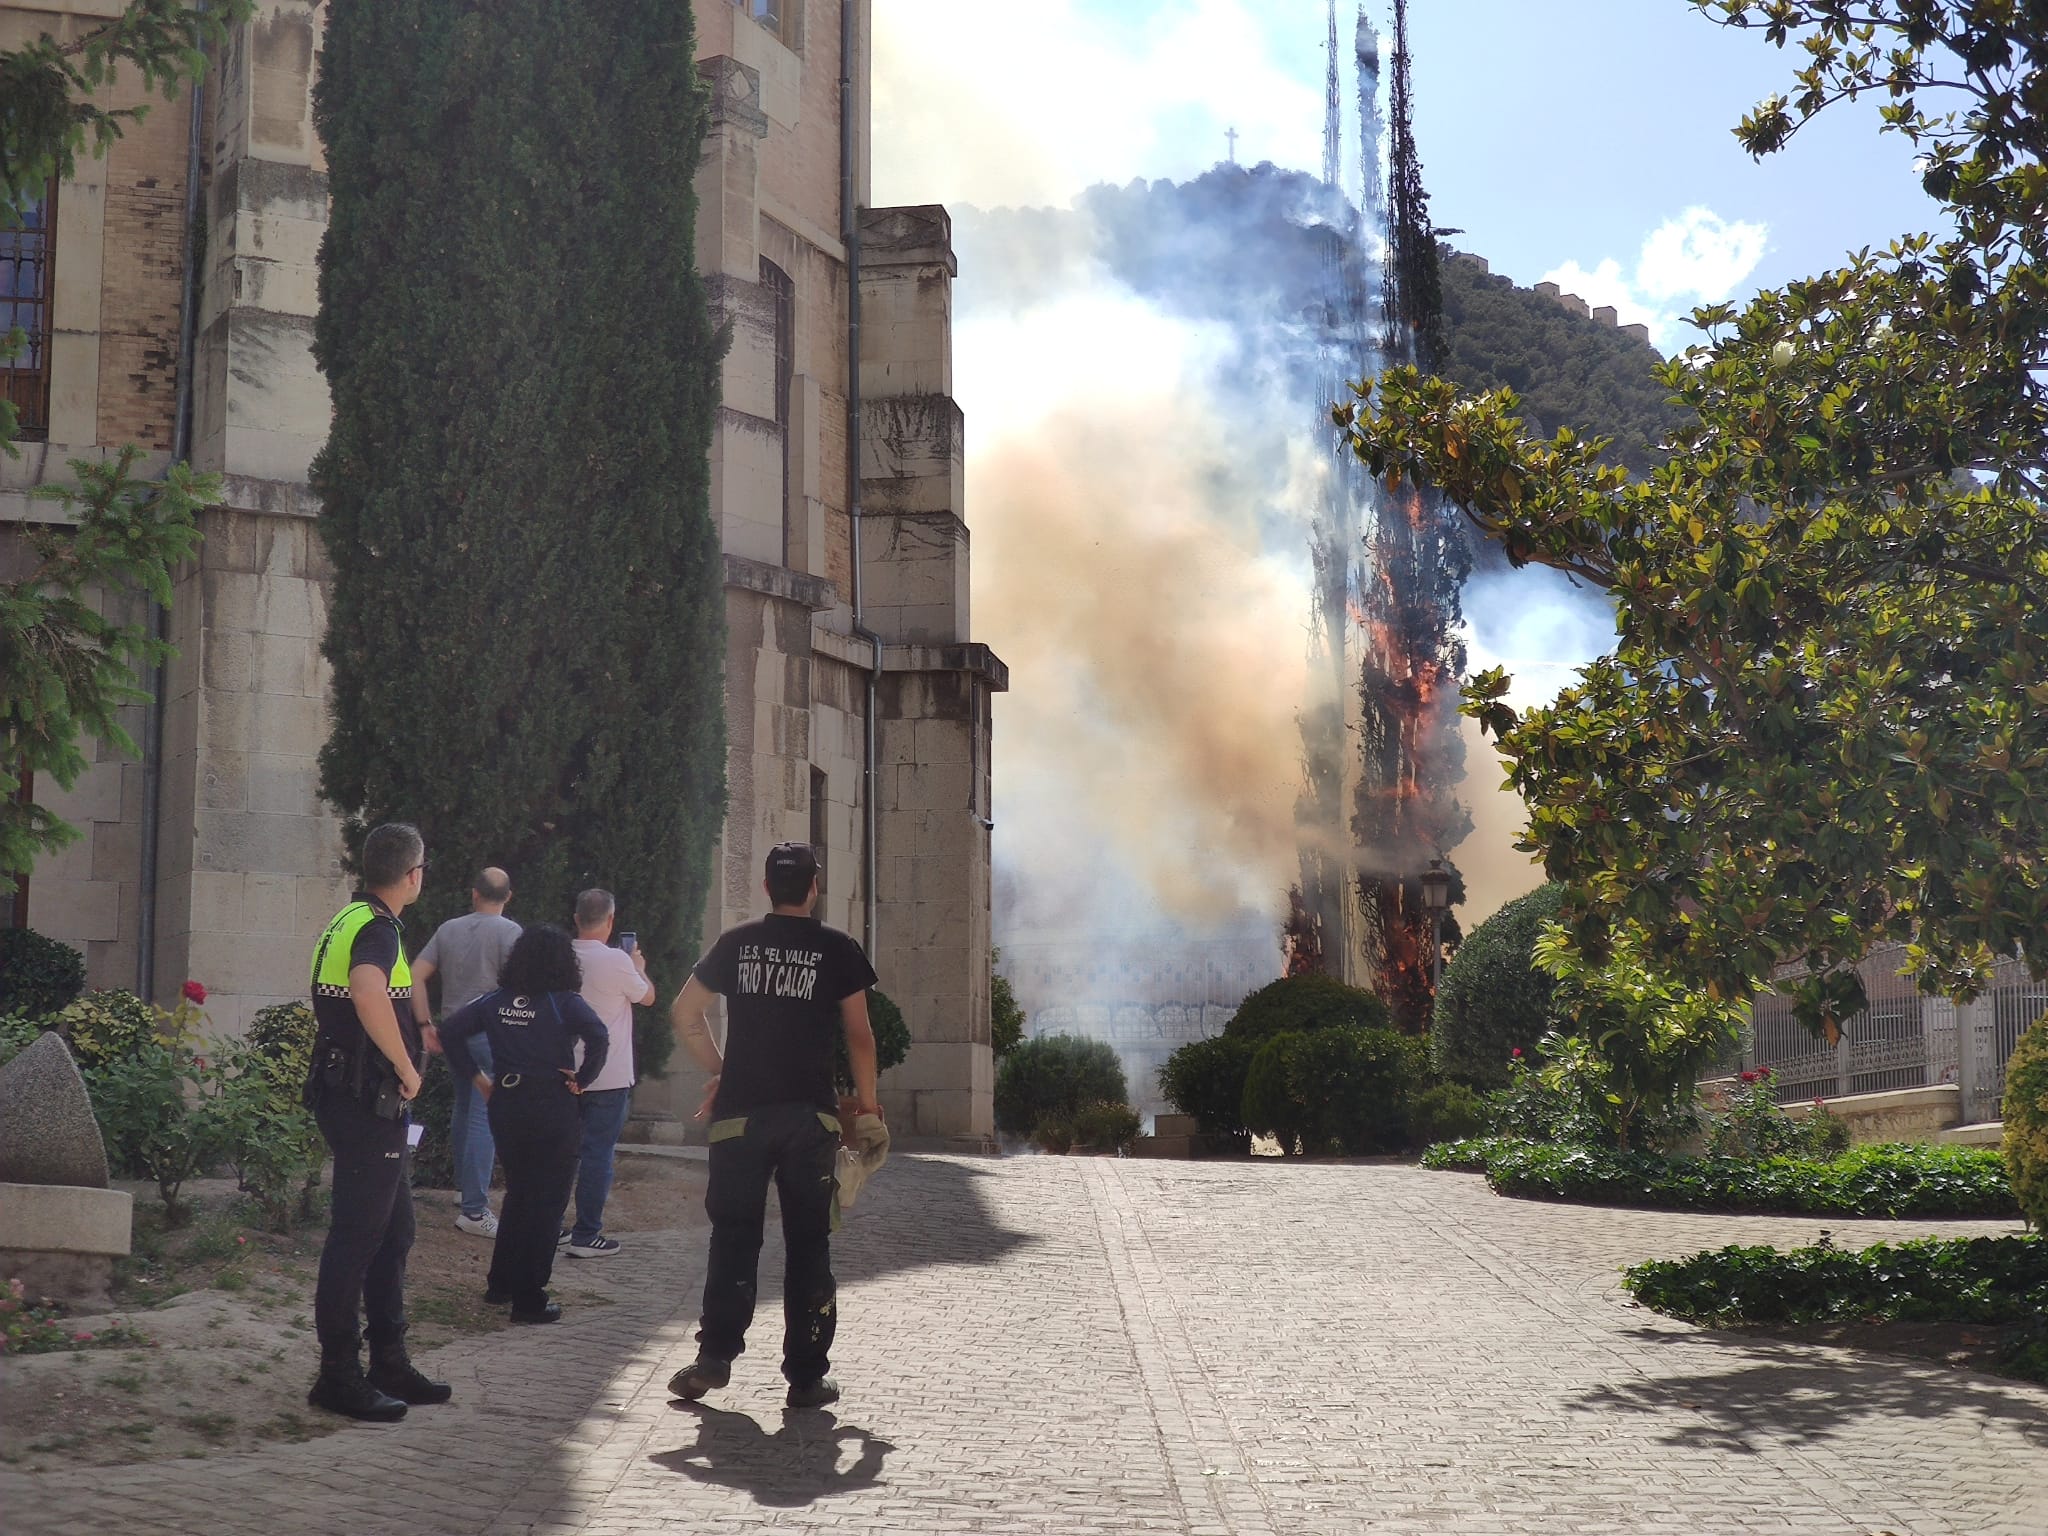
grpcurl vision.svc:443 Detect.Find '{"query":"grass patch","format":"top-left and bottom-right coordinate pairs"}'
top-left (178, 1412), bottom-right (236, 1444)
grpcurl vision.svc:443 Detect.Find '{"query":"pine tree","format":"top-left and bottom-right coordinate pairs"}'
top-left (312, 1), bottom-right (727, 1073)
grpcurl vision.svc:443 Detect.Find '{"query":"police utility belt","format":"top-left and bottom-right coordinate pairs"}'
top-left (305, 1032), bottom-right (409, 1120)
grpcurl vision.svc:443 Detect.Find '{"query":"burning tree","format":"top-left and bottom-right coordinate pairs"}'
top-left (1348, 0), bottom-right (1472, 1031)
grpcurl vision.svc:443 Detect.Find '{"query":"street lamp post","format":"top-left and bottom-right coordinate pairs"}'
top-left (1418, 857), bottom-right (1452, 995)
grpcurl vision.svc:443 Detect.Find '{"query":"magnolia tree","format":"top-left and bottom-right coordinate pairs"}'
top-left (1340, 0), bottom-right (2048, 1035)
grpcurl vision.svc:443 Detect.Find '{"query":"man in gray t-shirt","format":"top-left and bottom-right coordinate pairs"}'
top-left (411, 867), bottom-right (521, 1235)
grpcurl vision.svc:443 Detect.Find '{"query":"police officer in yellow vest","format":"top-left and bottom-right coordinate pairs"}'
top-left (303, 822), bottom-right (452, 1421)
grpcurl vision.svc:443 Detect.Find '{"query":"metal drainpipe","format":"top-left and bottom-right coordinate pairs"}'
top-left (842, 0), bottom-right (881, 959)
top-left (139, 20), bottom-right (209, 999)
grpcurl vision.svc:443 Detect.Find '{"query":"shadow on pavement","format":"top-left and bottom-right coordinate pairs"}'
top-left (650, 1402), bottom-right (895, 1507)
top-left (831, 1152), bottom-right (1035, 1282)
top-left (1570, 1328), bottom-right (2048, 1453)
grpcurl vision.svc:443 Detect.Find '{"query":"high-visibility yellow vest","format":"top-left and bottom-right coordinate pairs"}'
top-left (310, 901), bottom-right (413, 1000)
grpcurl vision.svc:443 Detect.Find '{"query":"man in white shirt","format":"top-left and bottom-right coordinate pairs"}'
top-left (566, 887), bottom-right (655, 1257)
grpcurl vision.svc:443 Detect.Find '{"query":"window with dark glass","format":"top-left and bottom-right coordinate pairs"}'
top-left (1, 185), bottom-right (57, 442)
top-left (761, 256), bottom-right (794, 562)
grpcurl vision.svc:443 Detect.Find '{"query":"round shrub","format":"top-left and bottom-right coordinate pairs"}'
top-left (995, 1033), bottom-right (1128, 1137)
top-left (0, 928), bottom-right (85, 1018)
top-left (1430, 882), bottom-right (1562, 1087)
top-left (51, 989), bottom-right (159, 1070)
top-left (2004, 1009), bottom-right (2048, 1231)
top-left (1158, 1032), bottom-right (1257, 1139)
top-left (1226, 973), bottom-right (1390, 1042)
top-left (1032, 1117), bottom-right (1074, 1155)
top-left (835, 987), bottom-right (911, 1093)
top-left (248, 1001), bottom-right (317, 1086)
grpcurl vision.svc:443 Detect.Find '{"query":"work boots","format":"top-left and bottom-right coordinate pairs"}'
top-left (307, 1355), bottom-right (408, 1422)
top-left (367, 1341), bottom-right (453, 1406)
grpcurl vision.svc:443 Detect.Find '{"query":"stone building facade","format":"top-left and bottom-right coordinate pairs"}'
top-left (2, 0), bottom-right (1003, 1143)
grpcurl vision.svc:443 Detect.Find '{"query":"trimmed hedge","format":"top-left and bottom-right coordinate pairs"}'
top-left (1226, 973), bottom-right (1391, 1042)
top-left (1622, 1234), bottom-right (2048, 1383)
top-left (1419, 1135), bottom-right (1526, 1173)
top-left (0, 928), bottom-right (85, 1018)
top-left (1429, 1138), bottom-right (2017, 1219)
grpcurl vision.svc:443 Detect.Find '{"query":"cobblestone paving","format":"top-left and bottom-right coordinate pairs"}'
top-left (7, 1156), bottom-right (2045, 1535)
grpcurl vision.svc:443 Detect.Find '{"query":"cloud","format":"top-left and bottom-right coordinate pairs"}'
top-left (872, 0), bottom-right (1322, 210)
top-left (1543, 206), bottom-right (1769, 347)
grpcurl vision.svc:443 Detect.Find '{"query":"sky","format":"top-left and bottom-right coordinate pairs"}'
top-left (869, 0), bottom-right (1944, 926)
top-left (873, 0), bottom-right (1941, 346)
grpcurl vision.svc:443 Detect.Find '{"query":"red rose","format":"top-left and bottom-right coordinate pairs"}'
top-left (1739, 1070), bottom-right (1758, 1083)
top-left (182, 980), bottom-right (208, 1004)
top-left (1510, 1048), bottom-right (1523, 1059)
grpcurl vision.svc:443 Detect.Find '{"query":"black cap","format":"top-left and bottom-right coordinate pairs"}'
top-left (765, 842), bottom-right (820, 881)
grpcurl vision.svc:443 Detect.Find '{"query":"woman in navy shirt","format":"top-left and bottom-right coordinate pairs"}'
top-left (441, 924), bottom-right (608, 1323)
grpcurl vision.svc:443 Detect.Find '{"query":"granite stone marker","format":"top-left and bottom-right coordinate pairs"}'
top-left (0, 1032), bottom-right (111, 1188)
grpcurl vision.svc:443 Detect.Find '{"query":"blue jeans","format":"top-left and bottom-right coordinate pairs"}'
top-left (448, 1034), bottom-right (497, 1219)
top-left (571, 1087), bottom-right (632, 1243)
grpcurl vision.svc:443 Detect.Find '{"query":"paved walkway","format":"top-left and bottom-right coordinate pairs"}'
top-left (8, 1156), bottom-right (2045, 1535)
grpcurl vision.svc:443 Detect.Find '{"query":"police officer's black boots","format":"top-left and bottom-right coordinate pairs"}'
top-left (307, 1352), bottom-right (408, 1422)
top-left (367, 1340), bottom-right (453, 1406)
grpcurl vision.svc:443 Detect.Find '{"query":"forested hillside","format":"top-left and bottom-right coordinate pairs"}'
top-left (1438, 254), bottom-right (1681, 477)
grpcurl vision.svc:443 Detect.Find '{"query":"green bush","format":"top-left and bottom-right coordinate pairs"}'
top-left (2004, 1010), bottom-right (2048, 1231)
top-left (1411, 1080), bottom-right (1489, 1145)
top-left (215, 1003), bottom-right (325, 1231)
top-left (1419, 1135), bottom-right (1527, 1172)
top-left (0, 1011), bottom-right (43, 1067)
top-left (86, 1042), bottom-right (225, 1225)
top-left (1622, 1234), bottom-right (2048, 1361)
top-left (1430, 883), bottom-right (1561, 1087)
top-left (834, 987), bottom-right (912, 1094)
top-left (1158, 1033), bottom-right (1256, 1140)
top-left (1481, 1140), bottom-right (2016, 1219)
top-left (995, 1034), bottom-right (1128, 1137)
top-left (1485, 1031), bottom-right (1698, 1151)
top-left (1707, 1069), bottom-right (1850, 1161)
top-left (1072, 1101), bottom-right (1142, 1154)
top-left (1241, 1032), bottom-right (1313, 1155)
top-left (0, 928), bottom-right (85, 1018)
top-left (409, 1054), bottom-right (459, 1190)
top-left (1225, 973), bottom-right (1391, 1042)
top-left (1031, 1117), bottom-right (1074, 1155)
top-left (991, 955), bottom-right (1025, 1058)
top-left (1242, 1026), bottom-right (1423, 1156)
top-left (51, 989), bottom-right (160, 1072)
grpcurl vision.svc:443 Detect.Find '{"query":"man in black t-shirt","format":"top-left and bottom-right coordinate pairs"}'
top-left (664, 842), bottom-right (880, 1410)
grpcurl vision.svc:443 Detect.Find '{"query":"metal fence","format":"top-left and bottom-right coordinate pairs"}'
top-left (1744, 943), bottom-right (2045, 1125)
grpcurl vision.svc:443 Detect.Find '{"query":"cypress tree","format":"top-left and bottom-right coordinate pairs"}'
top-left (311, 1), bottom-right (727, 1074)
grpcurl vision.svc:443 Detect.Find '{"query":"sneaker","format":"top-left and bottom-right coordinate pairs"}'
top-left (455, 1211), bottom-right (499, 1238)
top-left (367, 1351), bottom-right (453, 1406)
top-left (786, 1376), bottom-right (841, 1410)
top-left (307, 1360), bottom-right (407, 1422)
top-left (556, 1228), bottom-right (571, 1246)
top-left (667, 1355), bottom-right (731, 1401)
top-left (509, 1301), bottom-right (563, 1325)
top-left (567, 1234), bottom-right (621, 1258)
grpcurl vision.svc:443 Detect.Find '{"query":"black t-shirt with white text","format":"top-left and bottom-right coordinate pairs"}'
top-left (693, 914), bottom-right (878, 1114)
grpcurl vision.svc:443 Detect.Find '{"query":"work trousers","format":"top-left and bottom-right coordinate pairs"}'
top-left (699, 1100), bottom-right (839, 1385)
top-left (313, 1093), bottom-right (414, 1361)
top-left (485, 1078), bottom-right (581, 1308)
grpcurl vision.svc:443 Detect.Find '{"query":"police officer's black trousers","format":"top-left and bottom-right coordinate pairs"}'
top-left (485, 1079), bottom-right (580, 1308)
top-left (313, 1094), bottom-right (414, 1362)
top-left (699, 1101), bottom-right (839, 1385)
